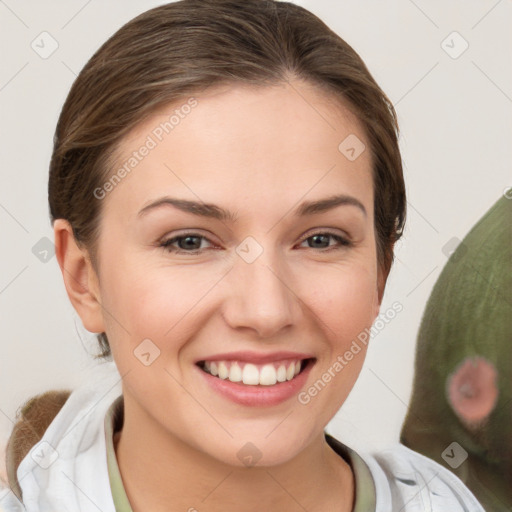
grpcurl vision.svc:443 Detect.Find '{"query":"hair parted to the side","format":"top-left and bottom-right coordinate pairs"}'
top-left (48, 0), bottom-right (406, 359)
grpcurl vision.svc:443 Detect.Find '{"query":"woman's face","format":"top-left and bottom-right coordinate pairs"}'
top-left (90, 79), bottom-right (382, 466)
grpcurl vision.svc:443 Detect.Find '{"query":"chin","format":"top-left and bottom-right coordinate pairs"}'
top-left (195, 429), bottom-right (315, 469)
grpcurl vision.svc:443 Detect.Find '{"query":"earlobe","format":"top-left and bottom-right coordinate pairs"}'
top-left (53, 219), bottom-right (105, 334)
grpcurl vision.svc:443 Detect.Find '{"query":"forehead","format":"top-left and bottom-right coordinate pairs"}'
top-left (102, 80), bottom-right (373, 222)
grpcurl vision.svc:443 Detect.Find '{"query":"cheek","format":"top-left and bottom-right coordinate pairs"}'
top-left (299, 262), bottom-right (376, 399)
top-left (100, 258), bottom-right (220, 351)
top-left (100, 240), bottom-right (378, 361)
top-left (303, 259), bottom-right (378, 341)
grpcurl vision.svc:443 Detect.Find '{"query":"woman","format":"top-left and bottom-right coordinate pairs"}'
top-left (3, 1), bottom-right (484, 510)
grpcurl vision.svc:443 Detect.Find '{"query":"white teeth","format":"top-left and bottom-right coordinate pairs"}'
top-left (218, 361), bottom-right (229, 379)
top-left (259, 364), bottom-right (277, 386)
top-left (202, 359), bottom-right (305, 386)
top-left (242, 363), bottom-right (260, 385)
top-left (286, 362), bottom-right (295, 381)
top-left (229, 362), bottom-right (242, 382)
top-left (276, 364), bottom-right (287, 382)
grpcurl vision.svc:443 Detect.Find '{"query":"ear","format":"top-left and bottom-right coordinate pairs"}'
top-left (53, 219), bottom-right (105, 334)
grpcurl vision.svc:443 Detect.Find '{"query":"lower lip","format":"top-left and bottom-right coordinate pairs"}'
top-left (197, 359), bottom-right (315, 407)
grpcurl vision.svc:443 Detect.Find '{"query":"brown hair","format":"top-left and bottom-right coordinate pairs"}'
top-left (48, 0), bottom-right (406, 359)
top-left (6, 390), bottom-right (71, 500)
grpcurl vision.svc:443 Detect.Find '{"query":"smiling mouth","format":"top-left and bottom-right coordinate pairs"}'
top-left (197, 358), bottom-right (315, 386)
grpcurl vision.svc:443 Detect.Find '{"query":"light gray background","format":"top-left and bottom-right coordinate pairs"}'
top-left (1, 0), bottom-right (510, 466)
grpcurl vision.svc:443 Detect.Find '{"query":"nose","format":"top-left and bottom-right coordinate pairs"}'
top-left (221, 245), bottom-right (300, 339)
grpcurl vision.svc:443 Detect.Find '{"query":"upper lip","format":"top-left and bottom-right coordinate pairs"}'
top-left (195, 351), bottom-right (315, 365)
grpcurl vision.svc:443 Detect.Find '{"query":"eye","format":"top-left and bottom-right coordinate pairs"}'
top-left (160, 233), bottom-right (215, 254)
top-left (297, 231), bottom-right (352, 251)
top-left (159, 230), bottom-right (352, 255)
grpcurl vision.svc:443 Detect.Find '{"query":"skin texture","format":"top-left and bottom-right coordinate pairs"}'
top-left (54, 79), bottom-right (384, 512)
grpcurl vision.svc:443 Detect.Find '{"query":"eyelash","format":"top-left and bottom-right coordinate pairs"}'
top-left (159, 230), bottom-right (352, 254)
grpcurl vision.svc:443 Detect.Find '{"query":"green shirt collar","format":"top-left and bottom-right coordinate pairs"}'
top-left (325, 433), bottom-right (377, 512)
top-left (104, 396), bottom-right (377, 512)
top-left (104, 395), bottom-right (133, 512)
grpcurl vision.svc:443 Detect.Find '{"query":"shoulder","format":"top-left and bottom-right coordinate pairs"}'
top-left (4, 389), bottom-right (72, 504)
top-left (359, 443), bottom-right (485, 512)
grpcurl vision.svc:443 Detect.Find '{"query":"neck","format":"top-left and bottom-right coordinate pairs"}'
top-left (115, 396), bottom-right (354, 512)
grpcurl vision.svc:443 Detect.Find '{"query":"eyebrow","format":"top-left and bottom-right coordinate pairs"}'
top-left (137, 193), bottom-right (367, 222)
